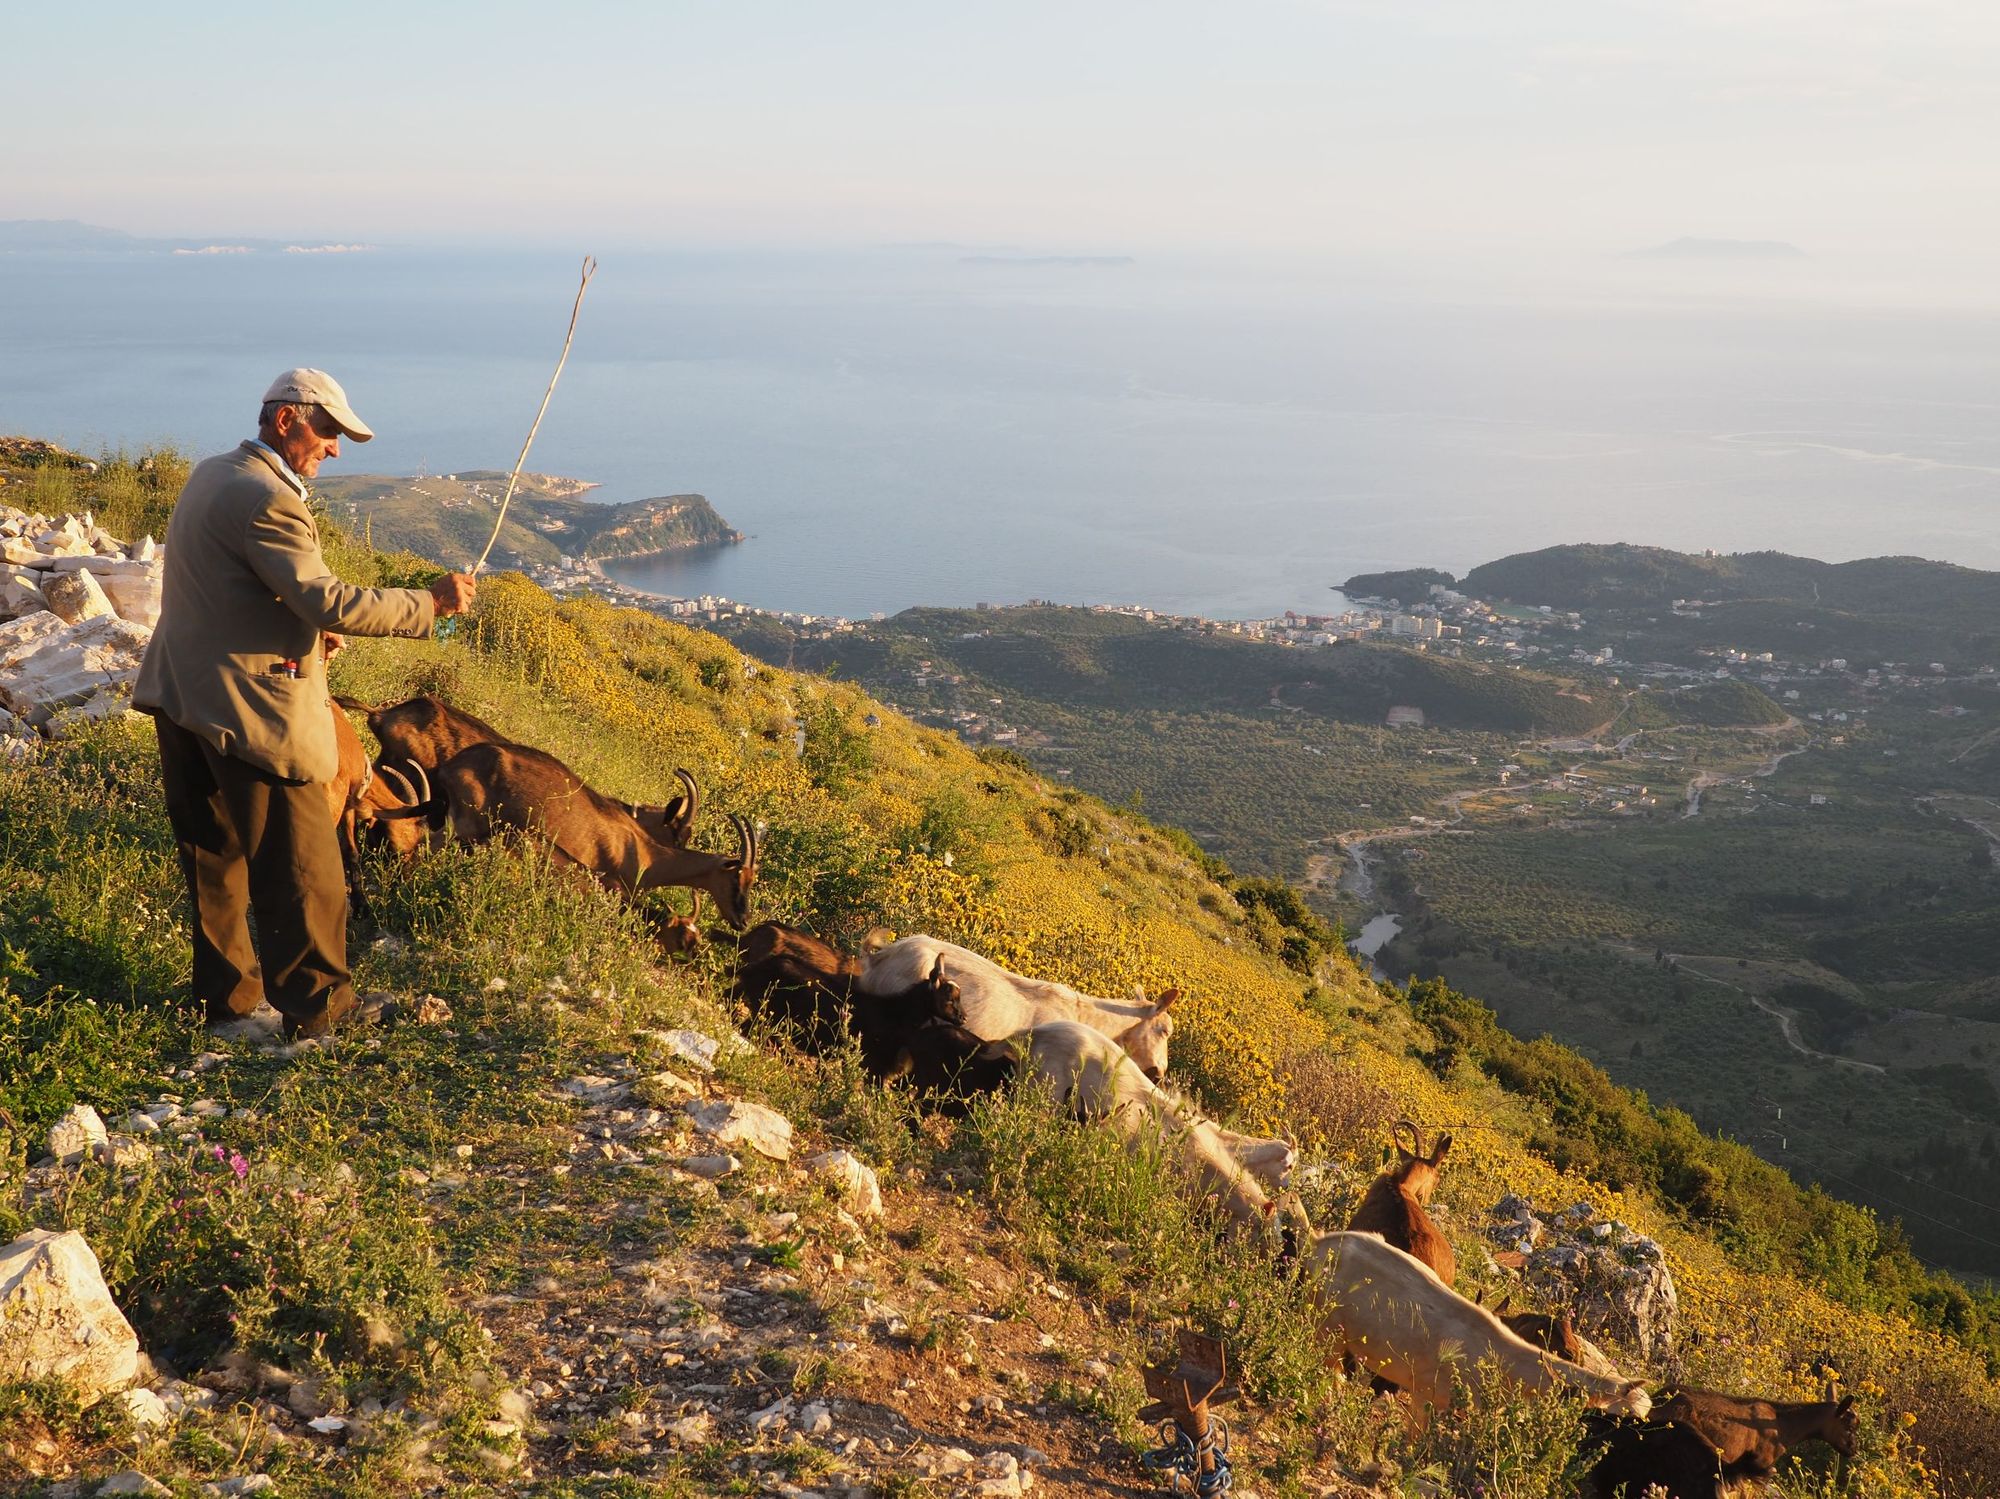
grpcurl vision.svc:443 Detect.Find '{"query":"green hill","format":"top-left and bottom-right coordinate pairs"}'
top-left (1340, 566), bottom-right (1456, 603)
top-left (312, 469), bottom-right (741, 570)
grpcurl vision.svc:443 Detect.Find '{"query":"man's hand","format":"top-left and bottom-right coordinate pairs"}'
top-left (321, 632), bottom-right (344, 661)
top-left (430, 572), bottom-right (478, 618)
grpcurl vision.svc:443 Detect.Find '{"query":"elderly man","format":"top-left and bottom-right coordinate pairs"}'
top-left (135, 369), bottom-right (477, 1039)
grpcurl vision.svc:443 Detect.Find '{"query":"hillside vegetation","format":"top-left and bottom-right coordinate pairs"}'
top-left (2, 469), bottom-right (1997, 1494)
top-left (1461, 544), bottom-right (2000, 666)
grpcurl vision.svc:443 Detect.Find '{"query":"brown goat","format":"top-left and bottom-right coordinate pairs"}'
top-left (338, 692), bottom-right (700, 847)
top-left (404, 741), bottom-right (756, 926)
top-left (337, 692), bottom-right (506, 772)
top-left (732, 925), bottom-right (1006, 1105)
top-left (1652, 1384), bottom-right (1858, 1484)
top-left (1578, 1411), bottom-right (1725, 1499)
top-left (1346, 1120), bottom-right (1456, 1285)
top-left (326, 701), bottom-right (428, 919)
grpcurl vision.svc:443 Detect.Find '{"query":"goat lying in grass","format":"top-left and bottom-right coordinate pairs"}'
top-left (732, 926), bottom-right (1009, 1107)
top-left (859, 931), bottom-right (1178, 1081)
top-left (1652, 1383), bottom-right (1857, 1486)
top-left (1577, 1410), bottom-right (1725, 1499)
top-left (982, 1018), bottom-right (1293, 1242)
top-left (1301, 1230), bottom-right (1653, 1433)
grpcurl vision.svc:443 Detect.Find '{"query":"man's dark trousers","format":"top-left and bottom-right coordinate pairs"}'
top-left (154, 715), bottom-right (355, 1036)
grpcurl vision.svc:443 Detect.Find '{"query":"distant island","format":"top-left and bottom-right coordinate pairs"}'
top-left (310, 470), bottom-right (741, 571)
top-left (0, 218), bottom-right (370, 256)
top-left (1623, 236), bottom-right (1808, 260)
top-left (959, 254), bottom-right (1136, 268)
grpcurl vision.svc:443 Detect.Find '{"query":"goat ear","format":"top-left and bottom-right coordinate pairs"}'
top-left (1494, 1293), bottom-right (1512, 1315)
top-left (927, 954), bottom-right (948, 988)
top-left (1430, 1134), bottom-right (1453, 1166)
top-left (1836, 1395), bottom-right (1854, 1414)
top-left (1152, 986), bottom-right (1180, 1014)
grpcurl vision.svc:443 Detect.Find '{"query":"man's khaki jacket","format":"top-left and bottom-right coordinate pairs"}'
top-left (135, 442), bottom-right (436, 783)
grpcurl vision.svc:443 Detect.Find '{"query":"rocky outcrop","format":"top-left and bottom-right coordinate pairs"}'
top-left (0, 1228), bottom-right (142, 1397)
top-left (1487, 1196), bottom-right (1680, 1361)
top-left (0, 506), bottom-right (163, 732)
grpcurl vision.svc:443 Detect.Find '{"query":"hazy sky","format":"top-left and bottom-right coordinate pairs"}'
top-left (8, 1), bottom-right (2000, 257)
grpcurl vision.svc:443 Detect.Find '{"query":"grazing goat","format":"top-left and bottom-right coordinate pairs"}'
top-left (326, 701), bottom-right (428, 918)
top-left (1302, 1231), bottom-right (1652, 1433)
top-left (1652, 1384), bottom-right (1857, 1485)
top-left (339, 692), bottom-right (700, 846)
top-left (1160, 1082), bottom-right (1297, 1191)
top-left (1346, 1120), bottom-right (1456, 1285)
top-left (644, 891), bottom-right (705, 958)
top-left (731, 925), bottom-right (1006, 1105)
top-left (1577, 1411), bottom-right (1725, 1499)
top-left (1483, 1294), bottom-right (1626, 1382)
top-left (859, 932), bottom-right (1178, 1080)
top-left (989, 1019), bottom-right (1284, 1239)
top-left (734, 923), bottom-right (864, 1049)
top-left (400, 742), bottom-right (756, 925)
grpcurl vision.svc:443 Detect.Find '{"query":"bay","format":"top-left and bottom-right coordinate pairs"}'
top-left (5, 245), bottom-right (1999, 620)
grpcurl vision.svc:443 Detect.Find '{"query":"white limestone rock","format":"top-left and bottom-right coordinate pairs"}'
top-left (0, 566), bottom-right (45, 619)
top-left (807, 1150), bottom-right (884, 1219)
top-left (46, 1103), bottom-right (110, 1165)
top-left (42, 568), bottom-right (116, 625)
top-left (685, 1099), bottom-right (792, 1160)
top-left (114, 1386), bottom-right (172, 1429)
top-left (0, 1229), bottom-right (142, 1396)
top-left (95, 1473), bottom-right (170, 1497)
top-left (0, 613), bottom-right (153, 724)
top-left (679, 1152), bottom-right (740, 1180)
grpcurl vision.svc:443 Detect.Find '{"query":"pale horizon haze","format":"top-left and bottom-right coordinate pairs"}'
top-left (9, 1), bottom-right (2000, 269)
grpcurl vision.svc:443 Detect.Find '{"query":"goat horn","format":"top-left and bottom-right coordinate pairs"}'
top-left (676, 768), bottom-right (700, 825)
top-left (402, 759), bottom-right (431, 807)
top-left (377, 763), bottom-right (417, 808)
top-left (1391, 1118), bottom-right (1421, 1158)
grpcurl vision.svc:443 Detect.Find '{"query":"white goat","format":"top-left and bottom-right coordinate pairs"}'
top-left (993, 1020), bottom-right (1285, 1239)
top-left (861, 933), bottom-right (1177, 1081)
top-left (1303, 1230), bottom-right (1653, 1432)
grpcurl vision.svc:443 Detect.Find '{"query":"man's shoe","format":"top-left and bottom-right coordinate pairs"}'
top-left (280, 992), bottom-right (400, 1041)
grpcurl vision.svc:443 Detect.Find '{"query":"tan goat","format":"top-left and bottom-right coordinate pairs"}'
top-left (1303, 1230), bottom-right (1653, 1432)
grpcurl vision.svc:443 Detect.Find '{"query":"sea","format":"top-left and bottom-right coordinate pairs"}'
top-left (6, 244), bottom-right (2000, 621)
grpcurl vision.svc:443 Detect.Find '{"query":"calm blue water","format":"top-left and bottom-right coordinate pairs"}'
top-left (6, 246), bottom-right (2000, 618)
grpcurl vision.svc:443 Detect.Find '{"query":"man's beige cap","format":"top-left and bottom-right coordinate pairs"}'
top-left (262, 368), bottom-right (374, 442)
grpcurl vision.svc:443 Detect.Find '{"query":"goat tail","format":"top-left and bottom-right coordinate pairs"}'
top-left (859, 926), bottom-right (897, 958)
top-left (332, 694), bottom-right (383, 716)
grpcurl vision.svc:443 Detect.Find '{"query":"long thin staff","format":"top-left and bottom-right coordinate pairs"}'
top-left (475, 254), bottom-right (597, 573)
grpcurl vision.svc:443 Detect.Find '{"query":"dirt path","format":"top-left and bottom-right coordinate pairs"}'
top-left (1682, 730), bottom-right (1809, 819)
top-left (1663, 955), bottom-right (1887, 1074)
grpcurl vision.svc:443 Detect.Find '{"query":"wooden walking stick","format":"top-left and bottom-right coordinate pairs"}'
top-left (474, 254), bottom-right (598, 574)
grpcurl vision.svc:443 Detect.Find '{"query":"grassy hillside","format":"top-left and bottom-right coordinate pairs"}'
top-left (3, 472), bottom-right (1998, 1493)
